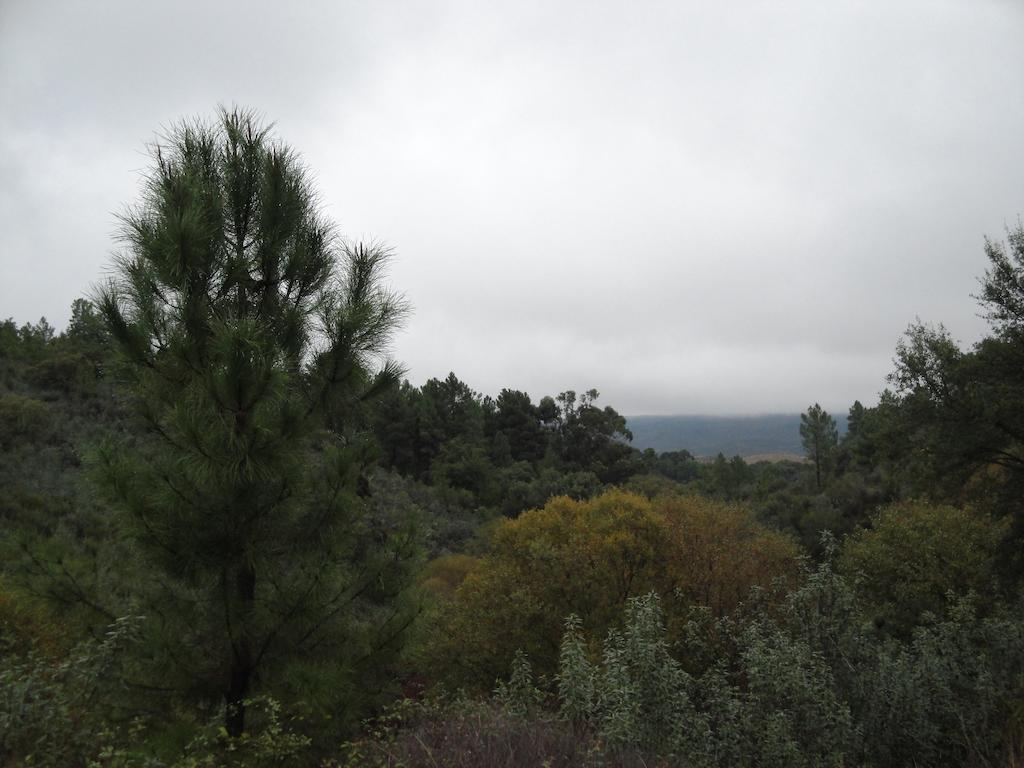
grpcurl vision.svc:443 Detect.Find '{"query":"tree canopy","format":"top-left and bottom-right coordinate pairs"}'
top-left (424, 490), bottom-right (799, 689)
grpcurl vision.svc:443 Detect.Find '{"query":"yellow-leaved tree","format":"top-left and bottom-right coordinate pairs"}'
top-left (420, 490), bottom-right (800, 690)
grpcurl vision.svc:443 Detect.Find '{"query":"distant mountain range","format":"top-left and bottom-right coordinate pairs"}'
top-left (625, 414), bottom-right (848, 459)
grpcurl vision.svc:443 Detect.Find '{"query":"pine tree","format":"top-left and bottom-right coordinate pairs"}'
top-left (800, 403), bottom-right (838, 490)
top-left (94, 108), bottom-right (417, 735)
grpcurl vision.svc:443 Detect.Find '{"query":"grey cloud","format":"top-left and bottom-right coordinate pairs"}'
top-left (2, 0), bottom-right (1021, 413)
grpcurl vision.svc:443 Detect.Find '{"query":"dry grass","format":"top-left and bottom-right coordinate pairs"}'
top-left (741, 452), bottom-right (806, 464)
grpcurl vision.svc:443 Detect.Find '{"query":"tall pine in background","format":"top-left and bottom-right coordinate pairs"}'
top-left (800, 403), bottom-right (838, 490)
top-left (95, 108), bottom-right (418, 735)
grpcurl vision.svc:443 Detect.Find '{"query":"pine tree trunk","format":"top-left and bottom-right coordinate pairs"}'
top-left (225, 659), bottom-right (250, 737)
top-left (225, 564), bottom-right (256, 737)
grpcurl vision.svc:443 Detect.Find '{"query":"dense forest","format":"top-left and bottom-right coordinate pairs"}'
top-left (3, 110), bottom-right (1024, 767)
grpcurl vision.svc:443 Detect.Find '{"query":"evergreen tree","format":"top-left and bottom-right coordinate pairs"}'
top-left (800, 403), bottom-right (838, 490)
top-left (94, 108), bottom-right (417, 736)
top-left (493, 388), bottom-right (546, 463)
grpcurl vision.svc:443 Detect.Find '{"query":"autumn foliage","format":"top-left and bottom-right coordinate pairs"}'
top-left (422, 490), bottom-right (800, 689)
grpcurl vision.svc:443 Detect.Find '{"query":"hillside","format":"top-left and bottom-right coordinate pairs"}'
top-left (626, 413), bottom-right (847, 458)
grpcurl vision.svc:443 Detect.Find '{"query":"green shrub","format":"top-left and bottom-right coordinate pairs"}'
top-left (0, 616), bottom-right (140, 767)
top-left (0, 393), bottom-right (51, 448)
top-left (841, 501), bottom-right (1008, 635)
top-left (860, 597), bottom-right (1024, 767)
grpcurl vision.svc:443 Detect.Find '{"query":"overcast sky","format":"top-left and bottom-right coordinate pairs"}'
top-left (2, 1), bottom-right (1022, 415)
